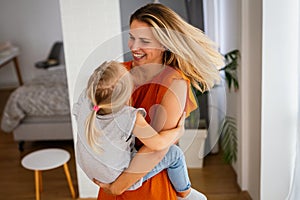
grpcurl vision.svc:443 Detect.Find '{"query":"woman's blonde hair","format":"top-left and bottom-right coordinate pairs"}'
top-left (130, 3), bottom-right (224, 92)
top-left (85, 61), bottom-right (133, 152)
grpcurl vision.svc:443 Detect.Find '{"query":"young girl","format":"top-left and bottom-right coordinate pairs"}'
top-left (73, 61), bottom-right (206, 200)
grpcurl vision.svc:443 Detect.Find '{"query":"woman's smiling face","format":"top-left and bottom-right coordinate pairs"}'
top-left (128, 20), bottom-right (165, 66)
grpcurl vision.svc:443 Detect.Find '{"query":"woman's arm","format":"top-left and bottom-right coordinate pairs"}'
top-left (94, 79), bottom-right (187, 195)
top-left (132, 111), bottom-right (186, 151)
top-left (150, 79), bottom-right (187, 131)
top-left (95, 145), bottom-right (169, 195)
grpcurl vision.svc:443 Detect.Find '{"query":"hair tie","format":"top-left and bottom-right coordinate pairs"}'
top-left (93, 105), bottom-right (100, 112)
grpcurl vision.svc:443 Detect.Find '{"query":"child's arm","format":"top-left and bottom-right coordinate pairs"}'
top-left (132, 111), bottom-right (186, 151)
top-left (94, 79), bottom-right (188, 195)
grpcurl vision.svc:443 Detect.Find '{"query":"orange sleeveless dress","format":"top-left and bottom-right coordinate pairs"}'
top-left (97, 61), bottom-right (197, 200)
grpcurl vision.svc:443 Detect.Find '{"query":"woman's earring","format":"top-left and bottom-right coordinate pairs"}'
top-left (161, 46), bottom-right (168, 52)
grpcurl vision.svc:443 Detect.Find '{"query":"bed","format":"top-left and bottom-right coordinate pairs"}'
top-left (1, 66), bottom-right (73, 151)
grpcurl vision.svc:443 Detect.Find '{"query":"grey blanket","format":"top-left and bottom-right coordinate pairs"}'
top-left (1, 67), bottom-right (70, 132)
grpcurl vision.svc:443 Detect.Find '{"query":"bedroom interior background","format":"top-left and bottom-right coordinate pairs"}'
top-left (0, 0), bottom-right (243, 198)
top-left (0, 0), bottom-right (64, 88)
top-left (0, 0), bottom-right (73, 152)
top-left (5, 1), bottom-right (298, 199)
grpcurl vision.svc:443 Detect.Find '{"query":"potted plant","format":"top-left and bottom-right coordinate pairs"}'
top-left (218, 49), bottom-right (240, 164)
top-left (182, 49), bottom-right (240, 166)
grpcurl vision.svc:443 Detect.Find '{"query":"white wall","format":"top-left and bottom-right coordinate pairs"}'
top-left (59, 0), bottom-right (122, 198)
top-left (0, 0), bottom-right (63, 88)
top-left (239, 0), bottom-right (263, 199)
top-left (261, 0), bottom-right (299, 199)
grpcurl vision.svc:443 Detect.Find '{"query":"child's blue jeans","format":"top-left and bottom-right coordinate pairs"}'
top-left (141, 145), bottom-right (191, 192)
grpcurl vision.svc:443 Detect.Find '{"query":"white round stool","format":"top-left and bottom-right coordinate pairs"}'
top-left (21, 148), bottom-right (76, 200)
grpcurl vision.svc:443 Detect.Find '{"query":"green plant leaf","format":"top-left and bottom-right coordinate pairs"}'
top-left (219, 116), bottom-right (238, 164)
top-left (220, 50), bottom-right (240, 91)
top-left (195, 49), bottom-right (240, 164)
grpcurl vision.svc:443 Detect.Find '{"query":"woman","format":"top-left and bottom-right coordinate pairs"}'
top-left (95, 3), bottom-right (224, 200)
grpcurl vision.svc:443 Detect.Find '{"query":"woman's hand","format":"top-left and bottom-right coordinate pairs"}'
top-left (177, 112), bottom-right (186, 139)
top-left (93, 178), bottom-right (119, 195)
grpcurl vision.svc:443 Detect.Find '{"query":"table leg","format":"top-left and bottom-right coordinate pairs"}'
top-left (63, 163), bottom-right (76, 198)
top-left (12, 57), bottom-right (23, 85)
top-left (34, 170), bottom-right (40, 200)
top-left (39, 171), bottom-right (43, 192)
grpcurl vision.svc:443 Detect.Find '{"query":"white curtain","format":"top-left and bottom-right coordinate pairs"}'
top-left (287, 137), bottom-right (300, 199)
top-left (202, 0), bottom-right (222, 154)
top-left (286, 63), bottom-right (300, 200)
top-left (287, 6), bottom-right (300, 198)
top-left (202, 0), bottom-right (240, 154)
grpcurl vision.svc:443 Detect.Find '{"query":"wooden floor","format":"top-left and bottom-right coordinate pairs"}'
top-left (0, 88), bottom-right (251, 200)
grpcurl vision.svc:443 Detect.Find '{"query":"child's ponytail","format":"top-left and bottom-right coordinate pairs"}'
top-left (85, 104), bottom-right (102, 153)
top-left (84, 62), bottom-right (106, 153)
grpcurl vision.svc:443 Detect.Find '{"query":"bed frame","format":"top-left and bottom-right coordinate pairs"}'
top-left (13, 115), bottom-right (73, 151)
top-left (10, 42), bottom-right (75, 151)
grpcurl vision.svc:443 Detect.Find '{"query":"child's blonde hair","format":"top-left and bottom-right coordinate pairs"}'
top-left (85, 61), bottom-right (133, 152)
